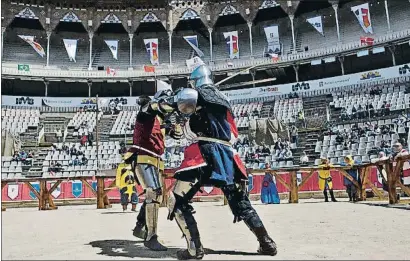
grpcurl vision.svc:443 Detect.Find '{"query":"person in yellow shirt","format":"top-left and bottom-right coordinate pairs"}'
top-left (318, 158), bottom-right (337, 202)
top-left (116, 162), bottom-right (138, 211)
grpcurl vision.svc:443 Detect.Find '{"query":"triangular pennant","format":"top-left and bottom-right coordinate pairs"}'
top-left (104, 40), bottom-right (118, 60)
top-left (141, 12), bottom-right (160, 23)
top-left (181, 8), bottom-right (199, 20)
top-left (351, 3), bottom-right (373, 34)
top-left (63, 39), bottom-right (78, 62)
top-left (183, 35), bottom-right (204, 57)
top-left (220, 4), bottom-right (238, 16)
top-left (61, 11), bottom-right (81, 22)
top-left (18, 35), bottom-right (45, 57)
top-left (306, 16), bottom-right (324, 36)
top-left (102, 13), bottom-right (121, 23)
top-left (260, 0), bottom-right (280, 9)
top-left (15, 7), bottom-right (38, 19)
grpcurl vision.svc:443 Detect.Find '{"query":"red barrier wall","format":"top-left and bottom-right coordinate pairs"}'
top-left (2, 167), bottom-right (389, 202)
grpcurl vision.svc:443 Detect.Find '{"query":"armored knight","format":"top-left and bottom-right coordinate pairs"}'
top-left (167, 65), bottom-right (278, 260)
top-left (123, 81), bottom-right (183, 251)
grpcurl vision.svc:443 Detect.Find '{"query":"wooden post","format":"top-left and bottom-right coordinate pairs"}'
top-left (39, 180), bottom-right (47, 210)
top-left (96, 177), bottom-right (105, 209)
top-left (289, 171), bottom-right (299, 203)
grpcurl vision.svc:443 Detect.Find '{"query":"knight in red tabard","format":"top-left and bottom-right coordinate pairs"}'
top-left (123, 81), bottom-right (183, 251)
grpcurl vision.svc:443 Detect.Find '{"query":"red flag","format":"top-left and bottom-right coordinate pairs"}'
top-left (360, 36), bottom-right (374, 46)
top-left (144, 65), bottom-right (155, 73)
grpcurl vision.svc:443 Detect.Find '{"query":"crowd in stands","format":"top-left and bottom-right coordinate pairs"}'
top-left (11, 150), bottom-right (34, 165)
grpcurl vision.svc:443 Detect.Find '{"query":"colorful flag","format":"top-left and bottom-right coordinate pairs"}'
top-left (18, 35), bottom-right (45, 57)
top-left (360, 36), bottom-right (374, 46)
top-left (106, 66), bottom-right (117, 76)
top-left (183, 35), bottom-right (204, 57)
top-left (223, 31), bottom-right (239, 59)
top-left (264, 25), bottom-right (281, 54)
top-left (144, 65), bottom-right (155, 73)
top-left (351, 3), bottom-right (373, 34)
top-left (63, 39), bottom-right (78, 62)
top-left (104, 40), bottom-right (118, 60)
top-left (306, 16), bottom-right (324, 36)
top-left (144, 38), bottom-right (159, 65)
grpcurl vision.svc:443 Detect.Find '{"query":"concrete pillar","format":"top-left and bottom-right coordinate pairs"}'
top-left (247, 22), bottom-right (253, 57)
top-left (168, 31), bottom-right (173, 65)
top-left (332, 4), bottom-right (341, 42)
top-left (208, 27), bottom-right (213, 61)
top-left (87, 81), bottom-right (92, 98)
top-left (388, 46), bottom-right (396, 66)
top-left (88, 31), bottom-right (93, 70)
top-left (293, 65), bottom-right (299, 82)
top-left (384, 0), bottom-right (391, 31)
top-left (129, 81), bottom-right (133, 97)
top-left (129, 33), bottom-right (133, 68)
top-left (44, 80), bottom-right (49, 97)
top-left (338, 56), bottom-right (345, 75)
top-left (289, 15), bottom-right (296, 53)
top-left (46, 31), bottom-right (51, 67)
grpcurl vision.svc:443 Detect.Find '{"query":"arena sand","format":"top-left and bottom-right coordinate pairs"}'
top-left (2, 199), bottom-right (410, 260)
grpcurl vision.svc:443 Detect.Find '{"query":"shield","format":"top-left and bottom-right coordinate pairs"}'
top-left (50, 182), bottom-right (61, 199)
top-left (72, 181), bottom-right (83, 198)
top-left (296, 172), bottom-right (302, 186)
top-left (7, 183), bottom-right (19, 200)
top-left (92, 181), bottom-right (97, 192)
top-left (203, 186), bottom-right (213, 194)
top-left (248, 174), bottom-right (254, 192)
top-left (29, 182), bottom-right (40, 200)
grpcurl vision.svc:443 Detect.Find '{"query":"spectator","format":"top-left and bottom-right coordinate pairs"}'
top-left (80, 135), bottom-right (87, 146)
top-left (262, 145), bottom-right (271, 155)
top-left (56, 128), bottom-right (63, 143)
top-left (300, 151), bottom-right (309, 165)
top-left (284, 148), bottom-right (293, 159)
top-left (351, 106), bottom-right (357, 119)
top-left (318, 158), bottom-right (337, 202)
top-left (88, 131), bottom-right (93, 146)
top-left (109, 100), bottom-right (116, 115)
top-left (28, 150), bottom-right (34, 158)
top-left (291, 126), bottom-right (298, 146)
top-left (73, 156), bottom-right (80, 166)
top-left (342, 155), bottom-right (359, 202)
top-left (11, 152), bottom-right (19, 162)
top-left (81, 155), bottom-right (88, 166)
top-left (70, 145), bottom-right (77, 156)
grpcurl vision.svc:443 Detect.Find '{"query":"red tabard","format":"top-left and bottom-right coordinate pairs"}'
top-left (132, 115), bottom-right (165, 156)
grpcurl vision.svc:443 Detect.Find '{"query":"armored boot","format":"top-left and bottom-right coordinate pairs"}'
top-left (133, 203), bottom-right (147, 239)
top-left (244, 217), bottom-right (277, 256)
top-left (143, 201), bottom-right (167, 251)
top-left (329, 189), bottom-right (337, 202)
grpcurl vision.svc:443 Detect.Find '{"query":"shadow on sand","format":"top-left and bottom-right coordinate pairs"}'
top-left (88, 239), bottom-right (261, 259)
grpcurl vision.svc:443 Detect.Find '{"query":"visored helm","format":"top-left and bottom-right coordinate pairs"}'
top-left (189, 65), bottom-right (213, 89)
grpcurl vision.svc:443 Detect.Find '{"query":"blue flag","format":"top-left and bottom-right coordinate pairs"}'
top-left (72, 181), bottom-right (83, 198)
top-left (183, 35), bottom-right (204, 57)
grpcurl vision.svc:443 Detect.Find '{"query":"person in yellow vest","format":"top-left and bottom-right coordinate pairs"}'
top-left (318, 158), bottom-right (337, 202)
top-left (116, 162), bottom-right (138, 211)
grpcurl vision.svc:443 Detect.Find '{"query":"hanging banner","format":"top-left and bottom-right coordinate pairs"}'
top-left (306, 16), bottom-right (324, 36)
top-left (63, 39), bottom-right (78, 62)
top-left (144, 38), bottom-right (159, 65)
top-left (186, 56), bottom-right (205, 70)
top-left (29, 182), bottom-right (40, 199)
top-left (264, 25), bottom-right (281, 54)
top-left (18, 35), bottom-right (45, 57)
top-left (104, 40), bottom-right (118, 60)
top-left (50, 182), bottom-right (62, 199)
top-left (7, 183), bottom-right (19, 200)
top-left (351, 3), bottom-right (373, 34)
top-left (223, 31), bottom-right (239, 59)
top-left (71, 181), bottom-right (83, 198)
top-left (183, 35), bottom-right (204, 57)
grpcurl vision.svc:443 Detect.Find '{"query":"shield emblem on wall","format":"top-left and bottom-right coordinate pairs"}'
top-left (50, 182), bottom-right (62, 199)
top-left (7, 183), bottom-right (19, 200)
top-left (72, 181), bottom-right (83, 198)
top-left (203, 186), bottom-right (214, 194)
top-left (248, 174), bottom-right (254, 192)
top-left (29, 182), bottom-right (40, 199)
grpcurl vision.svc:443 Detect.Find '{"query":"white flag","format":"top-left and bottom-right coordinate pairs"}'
top-left (307, 16), bottom-right (324, 36)
top-left (351, 3), bottom-right (373, 34)
top-left (18, 35), bottom-right (46, 57)
top-left (183, 36), bottom-right (204, 57)
top-left (223, 31), bottom-right (239, 59)
top-left (104, 40), bottom-right (118, 60)
top-left (63, 39), bottom-right (78, 62)
top-left (186, 56), bottom-right (205, 70)
top-left (264, 25), bottom-right (281, 54)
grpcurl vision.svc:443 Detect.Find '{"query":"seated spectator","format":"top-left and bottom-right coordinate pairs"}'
top-left (284, 148), bottom-right (293, 159)
top-left (11, 152), bottom-right (19, 162)
top-left (300, 151), bottom-right (309, 165)
top-left (81, 155), bottom-right (88, 165)
top-left (73, 156), bottom-right (80, 166)
top-left (80, 135), bottom-right (87, 146)
top-left (70, 145), bottom-right (77, 156)
top-left (351, 106), bottom-right (357, 118)
top-left (28, 150), bottom-right (34, 158)
top-left (262, 145), bottom-right (271, 155)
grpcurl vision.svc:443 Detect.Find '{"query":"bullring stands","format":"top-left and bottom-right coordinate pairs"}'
top-left (1, 108), bottom-right (40, 135)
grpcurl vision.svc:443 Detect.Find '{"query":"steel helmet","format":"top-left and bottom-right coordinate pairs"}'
top-left (189, 65), bottom-right (213, 89)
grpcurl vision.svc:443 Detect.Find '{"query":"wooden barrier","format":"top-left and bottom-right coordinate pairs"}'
top-left (2, 155), bottom-right (410, 211)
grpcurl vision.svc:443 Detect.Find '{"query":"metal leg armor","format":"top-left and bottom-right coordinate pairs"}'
top-left (167, 180), bottom-right (204, 260)
top-left (131, 163), bottom-right (167, 251)
top-left (222, 183), bottom-right (278, 256)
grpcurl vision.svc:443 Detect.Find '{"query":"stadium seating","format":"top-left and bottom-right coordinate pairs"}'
top-left (1, 108), bottom-right (40, 135)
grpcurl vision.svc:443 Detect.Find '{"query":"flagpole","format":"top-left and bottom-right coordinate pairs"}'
top-left (154, 71), bottom-right (157, 93)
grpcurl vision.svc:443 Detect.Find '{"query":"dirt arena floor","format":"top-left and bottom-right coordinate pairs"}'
top-left (2, 199), bottom-right (410, 260)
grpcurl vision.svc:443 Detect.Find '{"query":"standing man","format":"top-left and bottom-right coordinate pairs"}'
top-left (167, 65), bottom-right (277, 260)
top-left (124, 82), bottom-right (183, 251)
top-left (116, 160), bottom-right (138, 211)
top-left (342, 155), bottom-right (359, 202)
top-left (318, 158), bottom-right (337, 202)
